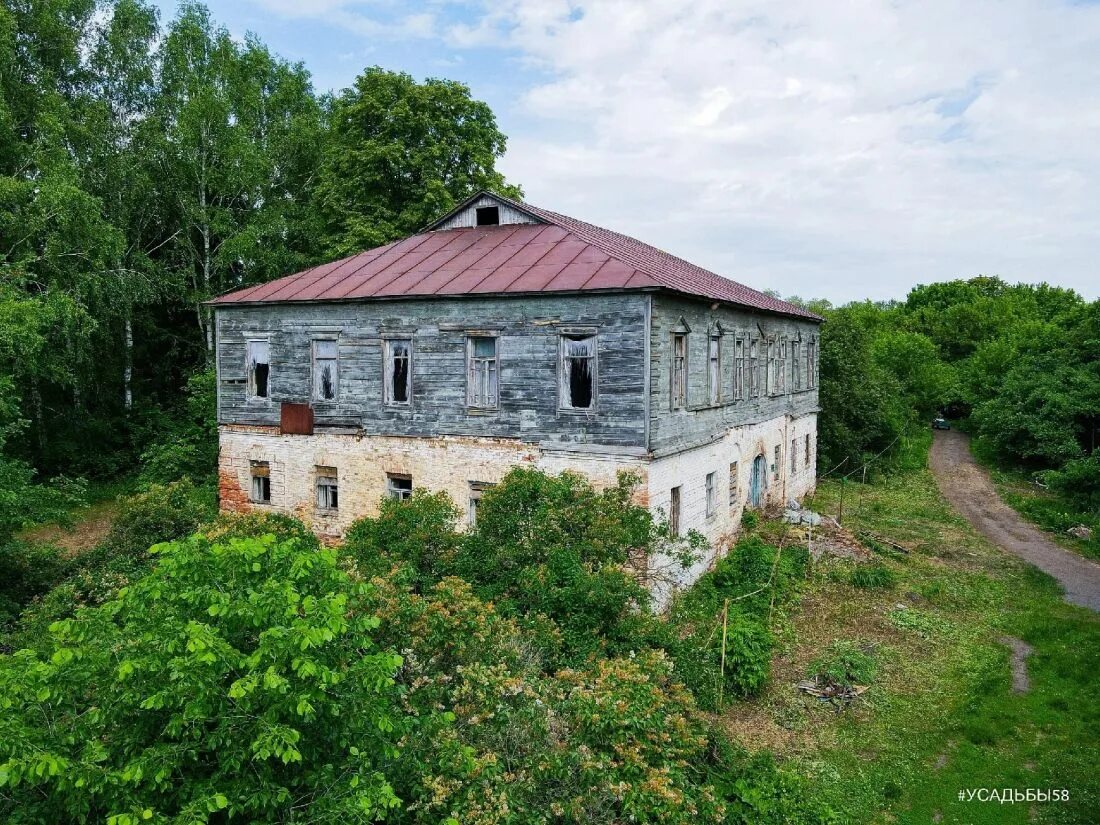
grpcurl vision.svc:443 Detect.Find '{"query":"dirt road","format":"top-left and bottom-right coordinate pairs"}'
top-left (929, 429), bottom-right (1100, 611)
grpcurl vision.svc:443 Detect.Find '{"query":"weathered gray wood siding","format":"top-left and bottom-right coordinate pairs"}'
top-left (648, 294), bottom-right (821, 455)
top-left (433, 195), bottom-right (539, 230)
top-left (215, 293), bottom-right (648, 449)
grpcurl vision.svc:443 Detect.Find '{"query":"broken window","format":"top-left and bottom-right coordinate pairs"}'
top-left (468, 481), bottom-right (494, 527)
top-left (560, 334), bottom-right (596, 410)
top-left (773, 445), bottom-right (781, 480)
top-left (791, 438), bottom-right (798, 474)
top-left (672, 333), bottom-right (687, 409)
top-left (476, 205), bottom-right (500, 226)
top-left (729, 461), bottom-right (739, 507)
top-left (708, 334), bottom-right (721, 405)
top-left (669, 485), bottom-right (682, 536)
top-left (312, 339), bottom-right (338, 401)
top-left (316, 466), bottom-right (338, 510)
top-left (734, 338), bottom-right (745, 400)
top-left (706, 471), bottom-right (717, 518)
top-left (792, 339), bottom-right (801, 390)
top-left (467, 336), bottom-right (499, 408)
top-left (384, 339), bottom-right (411, 405)
top-left (250, 461), bottom-right (271, 504)
top-left (386, 473), bottom-right (413, 501)
top-left (807, 337), bottom-right (817, 388)
top-left (247, 340), bottom-right (270, 400)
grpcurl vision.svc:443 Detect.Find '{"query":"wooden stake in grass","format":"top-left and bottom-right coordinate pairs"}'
top-left (718, 598), bottom-right (730, 711)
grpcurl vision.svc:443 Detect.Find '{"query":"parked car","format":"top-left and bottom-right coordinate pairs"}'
top-left (932, 417), bottom-right (950, 430)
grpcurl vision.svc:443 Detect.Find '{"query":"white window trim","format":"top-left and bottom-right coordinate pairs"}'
top-left (466, 335), bottom-right (500, 410)
top-left (245, 338), bottom-right (272, 403)
top-left (383, 337), bottom-right (413, 407)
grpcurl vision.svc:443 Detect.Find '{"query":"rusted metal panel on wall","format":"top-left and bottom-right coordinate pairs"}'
top-left (280, 402), bottom-right (314, 435)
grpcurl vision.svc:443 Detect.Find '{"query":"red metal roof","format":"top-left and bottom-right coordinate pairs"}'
top-left (211, 192), bottom-right (821, 321)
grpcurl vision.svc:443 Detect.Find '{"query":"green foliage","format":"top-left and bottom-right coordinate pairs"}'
top-left (889, 606), bottom-right (954, 639)
top-left (849, 563), bottom-right (897, 590)
top-left (316, 66), bottom-right (521, 255)
top-left (102, 478), bottom-right (215, 559)
top-left (808, 640), bottom-right (878, 687)
top-left (345, 490), bottom-right (462, 590)
top-left (0, 534), bottom-right (405, 823)
top-left (0, 540), bottom-right (68, 626)
top-left (741, 509), bottom-right (760, 530)
top-left (137, 368), bottom-right (218, 485)
top-left (1043, 454), bottom-right (1100, 515)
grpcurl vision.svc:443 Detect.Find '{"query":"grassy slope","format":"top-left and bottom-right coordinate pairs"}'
top-left (721, 432), bottom-right (1100, 824)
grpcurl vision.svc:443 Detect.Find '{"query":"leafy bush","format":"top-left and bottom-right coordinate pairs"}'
top-left (0, 541), bottom-right (68, 627)
top-left (102, 478), bottom-right (215, 558)
top-left (741, 509), bottom-right (760, 530)
top-left (808, 640), bottom-right (878, 687)
top-left (849, 563), bottom-right (897, 590)
top-left (0, 534), bottom-right (405, 823)
top-left (1044, 455), bottom-right (1100, 515)
top-left (137, 368), bottom-right (218, 485)
top-left (201, 510), bottom-right (319, 551)
top-left (344, 490), bottom-right (462, 590)
top-left (455, 468), bottom-right (698, 664)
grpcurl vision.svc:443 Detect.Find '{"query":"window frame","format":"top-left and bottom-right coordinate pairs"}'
top-left (707, 332), bottom-right (722, 405)
top-left (734, 338), bottom-right (745, 400)
top-left (315, 466), bottom-right (338, 511)
top-left (466, 335), bottom-right (500, 410)
top-left (705, 471), bottom-right (717, 519)
top-left (792, 338), bottom-right (802, 390)
top-left (669, 485), bottom-right (682, 536)
top-left (249, 460), bottom-right (271, 504)
top-left (773, 445), bottom-right (781, 480)
top-left (807, 336), bottom-right (817, 389)
top-left (729, 461), bottom-right (739, 507)
top-left (748, 338), bottom-right (759, 398)
top-left (386, 473), bottom-right (413, 501)
top-left (245, 338), bottom-right (271, 402)
top-left (383, 337), bottom-right (413, 407)
top-left (559, 331), bottom-right (598, 412)
top-left (311, 338), bottom-right (339, 403)
top-left (791, 438), bottom-right (798, 474)
top-left (467, 481), bottom-right (494, 527)
top-left (671, 333), bottom-right (687, 410)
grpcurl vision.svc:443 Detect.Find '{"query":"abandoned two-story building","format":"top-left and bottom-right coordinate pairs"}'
top-left (211, 191), bottom-right (822, 592)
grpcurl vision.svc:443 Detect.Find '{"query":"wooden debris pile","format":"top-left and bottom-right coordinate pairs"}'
top-left (796, 676), bottom-right (869, 711)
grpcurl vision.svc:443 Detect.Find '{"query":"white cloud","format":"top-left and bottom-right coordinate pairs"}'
top-left (464, 0), bottom-right (1100, 302)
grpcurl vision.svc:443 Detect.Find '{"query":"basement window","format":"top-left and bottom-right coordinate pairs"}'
top-left (384, 339), bottom-right (411, 405)
top-left (247, 340), bottom-right (270, 400)
top-left (312, 339), bottom-right (338, 401)
top-left (705, 471), bottom-right (717, 519)
top-left (560, 334), bottom-right (596, 410)
top-left (316, 466), bottom-right (338, 510)
top-left (250, 461), bottom-right (271, 504)
top-left (773, 445), bottom-right (781, 480)
top-left (669, 486), bottom-right (682, 536)
top-left (387, 473), bottom-right (413, 501)
top-left (729, 461), bottom-right (739, 507)
top-left (468, 481), bottom-right (494, 527)
top-left (467, 336), bottom-right (499, 409)
top-left (476, 205), bottom-right (500, 226)
top-left (791, 438), bottom-right (798, 474)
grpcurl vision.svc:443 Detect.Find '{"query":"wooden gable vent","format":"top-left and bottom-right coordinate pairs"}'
top-left (280, 402), bottom-right (314, 435)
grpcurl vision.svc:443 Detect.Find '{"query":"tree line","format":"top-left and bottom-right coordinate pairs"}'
top-left (0, 0), bottom-right (518, 523)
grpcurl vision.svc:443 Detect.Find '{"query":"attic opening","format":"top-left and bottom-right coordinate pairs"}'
top-left (475, 205), bottom-right (500, 226)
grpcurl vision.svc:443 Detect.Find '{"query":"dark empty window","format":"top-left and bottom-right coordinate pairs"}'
top-left (387, 473), bottom-right (413, 501)
top-left (560, 334), bottom-right (596, 410)
top-left (476, 205), bottom-right (500, 226)
top-left (247, 340), bottom-right (270, 399)
top-left (385, 339), bottom-right (411, 405)
top-left (250, 461), bottom-right (270, 504)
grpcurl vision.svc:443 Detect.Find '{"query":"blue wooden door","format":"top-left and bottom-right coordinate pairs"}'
top-left (750, 454), bottom-right (767, 508)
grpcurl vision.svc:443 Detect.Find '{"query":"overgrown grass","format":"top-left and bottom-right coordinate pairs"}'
top-left (720, 431), bottom-right (1100, 823)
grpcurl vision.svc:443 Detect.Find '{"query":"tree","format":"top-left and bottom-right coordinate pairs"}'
top-left (315, 67), bottom-right (521, 255)
top-left (0, 534), bottom-right (404, 823)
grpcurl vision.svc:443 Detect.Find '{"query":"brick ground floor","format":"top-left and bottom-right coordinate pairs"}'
top-left (218, 411), bottom-right (816, 604)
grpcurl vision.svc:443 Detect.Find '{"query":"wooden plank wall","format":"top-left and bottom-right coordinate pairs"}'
top-left (215, 293), bottom-right (649, 449)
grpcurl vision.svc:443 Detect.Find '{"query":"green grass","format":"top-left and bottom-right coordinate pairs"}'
top-left (719, 430), bottom-right (1100, 824)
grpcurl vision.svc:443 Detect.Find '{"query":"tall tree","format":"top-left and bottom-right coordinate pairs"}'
top-left (316, 67), bottom-right (521, 255)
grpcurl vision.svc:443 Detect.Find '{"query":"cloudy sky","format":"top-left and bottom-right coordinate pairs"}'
top-left (152, 0), bottom-right (1100, 303)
